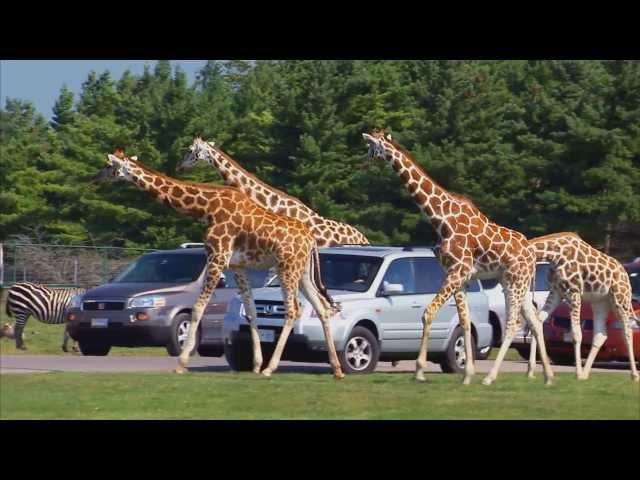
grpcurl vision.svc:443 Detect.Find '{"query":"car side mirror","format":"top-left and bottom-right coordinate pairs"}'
top-left (382, 282), bottom-right (404, 296)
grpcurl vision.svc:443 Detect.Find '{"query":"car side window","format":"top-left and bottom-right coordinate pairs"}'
top-left (414, 257), bottom-right (446, 294)
top-left (534, 263), bottom-right (551, 291)
top-left (382, 258), bottom-right (416, 294)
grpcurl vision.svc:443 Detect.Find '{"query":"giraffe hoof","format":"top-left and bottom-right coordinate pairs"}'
top-left (261, 368), bottom-right (272, 378)
top-left (175, 362), bottom-right (188, 374)
top-left (334, 371), bottom-right (345, 380)
top-left (252, 368), bottom-right (261, 375)
top-left (415, 373), bottom-right (426, 383)
top-left (481, 376), bottom-right (494, 386)
top-left (544, 378), bottom-right (553, 386)
top-left (527, 372), bottom-right (536, 380)
top-left (462, 376), bottom-right (473, 385)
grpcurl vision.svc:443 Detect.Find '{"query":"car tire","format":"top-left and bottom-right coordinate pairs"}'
top-left (197, 345), bottom-right (224, 357)
top-left (166, 313), bottom-right (200, 357)
top-left (338, 326), bottom-right (380, 374)
top-left (439, 326), bottom-right (476, 374)
top-left (515, 346), bottom-right (531, 361)
top-left (224, 341), bottom-right (271, 371)
top-left (78, 341), bottom-right (111, 356)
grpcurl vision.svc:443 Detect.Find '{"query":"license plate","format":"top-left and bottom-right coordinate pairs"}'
top-left (259, 329), bottom-right (274, 342)
top-left (563, 331), bottom-right (573, 343)
top-left (91, 318), bottom-right (109, 328)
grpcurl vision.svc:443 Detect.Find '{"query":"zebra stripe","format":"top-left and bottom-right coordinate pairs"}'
top-left (6, 282), bottom-right (86, 327)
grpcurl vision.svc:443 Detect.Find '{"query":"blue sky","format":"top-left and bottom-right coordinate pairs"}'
top-left (1, 60), bottom-right (209, 120)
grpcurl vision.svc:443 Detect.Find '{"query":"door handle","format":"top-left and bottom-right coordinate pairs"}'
top-left (411, 305), bottom-right (423, 309)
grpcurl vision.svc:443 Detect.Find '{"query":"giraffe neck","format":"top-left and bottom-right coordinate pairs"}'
top-left (124, 160), bottom-right (220, 220)
top-left (385, 147), bottom-right (461, 237)
top-left (204, 144), bottom-right (318, 219)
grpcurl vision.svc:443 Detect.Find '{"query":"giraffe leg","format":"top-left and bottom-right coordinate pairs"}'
top-left (262, 272), bottom-right (300, 378)
top-left (566, 292), bottom-right (585, 379)
top-left (613, 304), bottom-right (640, 382)
top-left (416, 268), bottom-right (470, 382)
top-left (521, 294), bottom-right (554, 385)
top-left (453, 290), bottom-right (475, 385)
top-left (176, 250), bottom-right (229, 374)
top-left (231, 268), bottom-right (263, 374)
top-left (299, 265), bottom-right (344, 379)
top-left (527, 289), bottom-right (561, 379)
top-left (581, 300), bottom-right (610, 380)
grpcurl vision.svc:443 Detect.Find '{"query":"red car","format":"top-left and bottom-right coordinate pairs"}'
top-left (543, 259), bottom-right (640, 365)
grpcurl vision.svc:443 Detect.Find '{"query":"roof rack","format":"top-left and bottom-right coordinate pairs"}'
top-left (179, 242), bottom-right (204, 249)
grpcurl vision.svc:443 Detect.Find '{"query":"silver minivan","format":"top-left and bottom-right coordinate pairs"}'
top-left (223, 246), bottom-right (492, 374)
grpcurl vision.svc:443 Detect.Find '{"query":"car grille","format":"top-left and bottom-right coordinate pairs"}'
top-left (254, 301), bottom-right (286, 319)
top-left (83, 301), bottom-right (126, 311)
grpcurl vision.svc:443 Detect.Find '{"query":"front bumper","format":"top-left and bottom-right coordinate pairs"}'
top-left (66, 307), bottom-right (172, 347)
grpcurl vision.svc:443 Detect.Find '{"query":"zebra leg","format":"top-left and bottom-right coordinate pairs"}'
top-left (13, 313), bottom-right (28, 350)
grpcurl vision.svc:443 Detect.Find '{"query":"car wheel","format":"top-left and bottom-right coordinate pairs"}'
top-left (197, 345), bottom-right (224, 357)
top-left (439, 326), bottom-right (476, 374)
top-left (166, 313), bottom-right (200, 357)
top-left (339, 326), bottom-right (380, 374)
top-left (224, 342), bottom-right (271, 371)
top-left (515, 346), bottom-right (531, 361)
top-left (78, 341), bottom-right (111, 356)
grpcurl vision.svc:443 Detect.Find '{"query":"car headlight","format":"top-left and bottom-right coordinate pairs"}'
top-left (69, 294), bottom-right (84, 309)
top-left (128, 295), bottom-right (166, 308)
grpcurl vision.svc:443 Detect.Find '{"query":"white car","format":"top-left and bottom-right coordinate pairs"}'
top-left (478, 262), bottom-right (551, 360)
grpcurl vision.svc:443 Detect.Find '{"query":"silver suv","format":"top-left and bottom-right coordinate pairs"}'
top-left (223, 246), bottom-right (492, 374)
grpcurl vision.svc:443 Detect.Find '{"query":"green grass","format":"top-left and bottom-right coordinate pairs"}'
top-left (1, 371), bottom-right (638, 419)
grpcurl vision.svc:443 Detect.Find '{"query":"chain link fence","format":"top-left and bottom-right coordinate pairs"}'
top-left (0, 242), bottom-right (156, 289)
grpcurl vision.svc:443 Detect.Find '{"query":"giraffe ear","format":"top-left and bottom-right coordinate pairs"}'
top-left (107, 154), bottom-right (119, 165)
top-left (130, 156), bottom-right (138, 161)
top-left (386, 134), bottom-right (392, 140)
top-left (207, 141), bottom-right (216, 147)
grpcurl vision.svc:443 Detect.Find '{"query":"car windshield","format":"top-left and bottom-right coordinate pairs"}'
top-left (267, 254), bottom-right (383, 292)
top-left (113, 254), bottom-right (207, 283)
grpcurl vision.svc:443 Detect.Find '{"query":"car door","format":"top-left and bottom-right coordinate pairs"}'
top-left (377, 257), bottom-right (456, 352)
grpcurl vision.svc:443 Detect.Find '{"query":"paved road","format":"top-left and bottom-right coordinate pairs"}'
top-left (0, 355), bottom-right (632, 375)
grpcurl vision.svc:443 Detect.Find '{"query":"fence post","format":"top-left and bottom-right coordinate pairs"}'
top-left (74, 257), bottom-right (79, 286)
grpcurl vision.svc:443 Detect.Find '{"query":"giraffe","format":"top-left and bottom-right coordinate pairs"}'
top-left (177, 137), bottom-right (370, 248)
top-left (362, 129), bottom-right (554, 386)
top-left (524, 232), bottom-right (639, 381)
top-left (92, 152), bottom-right (345, 379)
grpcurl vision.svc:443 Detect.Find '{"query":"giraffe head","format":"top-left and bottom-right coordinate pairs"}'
top-left (178, 136), bottom-right (215, 172)
top-left (92, 152), bottom-right (138, 183)
top-left (362, 129), bottom-right (395, 165)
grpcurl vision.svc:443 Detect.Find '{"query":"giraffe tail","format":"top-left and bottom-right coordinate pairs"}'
top-left (311, 246), bottom-right (339, 311)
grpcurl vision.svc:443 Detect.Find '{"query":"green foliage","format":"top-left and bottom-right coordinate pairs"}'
top-left (1, 61), bottom-right (638, 257)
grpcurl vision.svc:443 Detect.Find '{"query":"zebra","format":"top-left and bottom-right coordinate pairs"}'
top-left (5, 282), bottom-right (86, 352)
